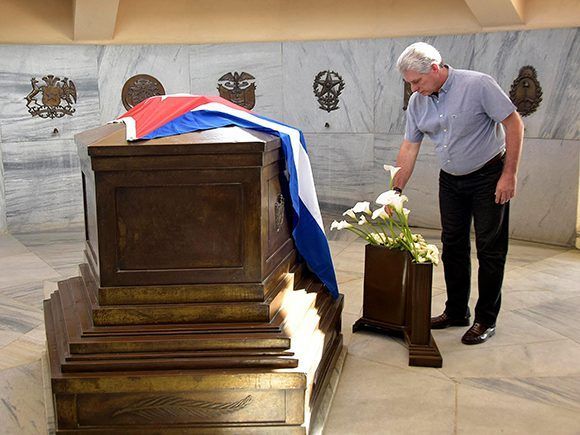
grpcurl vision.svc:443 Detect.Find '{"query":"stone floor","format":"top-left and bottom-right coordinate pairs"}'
top-left (1, 228), bottom-right (580, 434)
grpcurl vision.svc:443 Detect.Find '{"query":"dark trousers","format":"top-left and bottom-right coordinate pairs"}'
top-left (438, 157), bottom-right (509, 326)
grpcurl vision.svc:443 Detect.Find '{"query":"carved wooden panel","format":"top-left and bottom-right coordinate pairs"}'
top-left (96, 168), bottom-right (262, 287)
top-left (116, 184), bottom-right (243, 270)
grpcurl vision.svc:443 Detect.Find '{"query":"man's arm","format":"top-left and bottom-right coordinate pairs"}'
top-left (496, 111), bottom-right (524, 204)
top-left (392, 139), bottom-right (422, 191)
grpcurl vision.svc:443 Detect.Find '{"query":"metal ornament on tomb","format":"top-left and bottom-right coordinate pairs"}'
top-left (403, 80), bottom-right (413, 111)
top-left (217, 72), bottom-right (256, 110)
top-left (25, 75), bottom-right (77, 119)
top-left (274, 193), bottom-right (285, 232)
top-left (509, 65), bottom-right (543, 117)
top-left (111, 394), bottom-right (253, 421)
top-left (121, 74), bottom-right (166, 110)
top-left (313, 70), bottom-right (345, 112)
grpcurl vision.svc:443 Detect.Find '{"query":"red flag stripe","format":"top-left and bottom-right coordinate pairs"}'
top-left (116, 94), bottom-right (251, 139)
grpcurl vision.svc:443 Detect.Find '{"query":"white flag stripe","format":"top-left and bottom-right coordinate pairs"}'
top-left (113, 116), bottom-right (137, 140)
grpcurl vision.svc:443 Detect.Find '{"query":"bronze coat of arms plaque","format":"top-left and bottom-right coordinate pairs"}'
top-left (217, 72), bottom-right (257, 110)
top-left (509, 65), bottom-right (543, 117)
top-left (121, 74), bottom-right (166, 110)
top-left (25, 75), bottom-right (77, 119)
top-left (313, 70), bottom-right (345, 112)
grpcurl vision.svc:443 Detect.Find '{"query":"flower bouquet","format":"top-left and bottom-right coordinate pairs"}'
top-left (330, 165), bottom-right (439, 265)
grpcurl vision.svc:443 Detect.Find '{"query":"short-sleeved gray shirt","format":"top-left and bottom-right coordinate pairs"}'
top-left (404, 66), bottom-right (516, 175)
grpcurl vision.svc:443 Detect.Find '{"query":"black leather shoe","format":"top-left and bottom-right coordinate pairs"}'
top-left (430, 312), bottom-right (471, 329)
top-left (461, 322), bottom-right (496, 345)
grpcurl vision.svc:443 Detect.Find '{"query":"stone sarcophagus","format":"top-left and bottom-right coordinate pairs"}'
top-left (44, 123), bottom-right (344, 433)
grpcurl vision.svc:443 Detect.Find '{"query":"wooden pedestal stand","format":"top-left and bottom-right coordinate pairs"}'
top-left (352, 245), bottom-right (442, 368)
top-left (43, 124), bottom-right (344, 433)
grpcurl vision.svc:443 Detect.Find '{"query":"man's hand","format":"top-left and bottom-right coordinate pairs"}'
top-left (392, 139), bottom-right (421, 191)
top-left (495, 172), bottom-right (516, 204)
top-left (498, 111), bottom-right (524, 205)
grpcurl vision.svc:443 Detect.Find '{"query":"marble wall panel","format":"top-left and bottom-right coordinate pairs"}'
top-left (375, 34), bottom-right (476, 134)
top-left (374, 134), bottom-right (441, 229)
top-left (189, 43), bottom-right (283, 120)
top-left (303, 133), bottom-right (329, 204)
top-left (283, 40), bottom-right (374, 133)
top-left (473, 28), bottom-right (579, 140)
top-left (304, 133), bottom-right (375, 213)
top-left (0, 146), bottom-right (6, 233)
top-left (1, 140), bottom-right (83, 233)
top-left (510, 138), bottom-right (579, 246)
top-left (0, 45), bottom-right (100, 143)
top-left (98, 45), bottom-right (191, 125)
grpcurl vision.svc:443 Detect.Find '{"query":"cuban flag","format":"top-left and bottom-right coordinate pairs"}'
top-left (114, 94), bottom-right (338, 299)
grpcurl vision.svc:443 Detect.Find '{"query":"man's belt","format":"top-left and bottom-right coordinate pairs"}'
top-left (483, 151), bottom-right (506, 168)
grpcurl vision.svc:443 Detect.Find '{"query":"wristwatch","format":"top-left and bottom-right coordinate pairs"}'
top-left (393, 187), bottom-right (402, 194)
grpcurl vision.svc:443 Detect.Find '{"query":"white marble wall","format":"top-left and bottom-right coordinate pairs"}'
top-left (98, 45), bottom-right (191, 124)
top-left (511, 138), bottom-right (579, 244)
top-left (0, 46), bottom-right (100, 143)
top-left (0, 146), bottom-right (6, 233)
top-left (473, 28), bottom-right (579, 140)
top-left (0, 28), bottom-right (577, 245)
top-left (0, 45), bottom-right (99, 233)
top-left (190, 43), bottom-right (283, 119)
top-left (283, 40), bottom-right (374, 133)
top-left (304, 133), bottom-right (375, 208)
top-left (1, 140), bottom-right (83, 233)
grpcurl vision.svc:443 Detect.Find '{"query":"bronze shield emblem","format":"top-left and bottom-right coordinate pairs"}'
top-left (25, 75), bottom-right (77, 119)
top-left (509, 66), bottom-right (543, 117)
top-left (217, 72), bottom-right (256, 110)
top-left (121, 74), bottom-right (166, 110)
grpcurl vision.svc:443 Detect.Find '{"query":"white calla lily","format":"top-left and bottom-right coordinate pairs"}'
top-left (372, 207), bottom-right (389, 220)
top-left (383, 165), bottom-right (401, 180)
top-left (375, 190), bottom-right (400, 206)
top-left (352, 201), bottom-right (372, 215)
top-left (389, 194), bottom-right (407, 212)
top-left (342, 208), bottom-right (357, 219)
top-left (377, 190), bottom-right (408, 212)
top-left (330, 220), bottom-right (353, 231)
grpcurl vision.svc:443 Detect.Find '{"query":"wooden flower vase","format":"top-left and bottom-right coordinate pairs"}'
top-left (352, 245), bottom-right (442, 368)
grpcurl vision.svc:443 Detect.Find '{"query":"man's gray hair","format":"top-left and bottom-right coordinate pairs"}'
top-left (396, 42), bottom-right (442, 75)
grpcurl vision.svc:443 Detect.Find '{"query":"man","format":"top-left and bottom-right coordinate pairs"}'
top-left (392, 42), bottom-right (524, 345)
